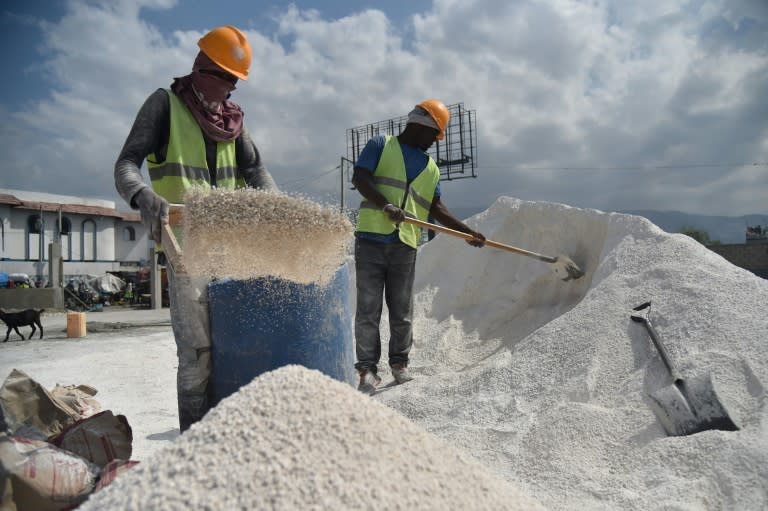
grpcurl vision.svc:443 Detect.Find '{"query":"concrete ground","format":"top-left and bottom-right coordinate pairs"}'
top-left (0, 307), bottom-right (179, 462)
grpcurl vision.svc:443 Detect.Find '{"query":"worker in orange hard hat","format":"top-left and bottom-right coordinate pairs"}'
top-left (351, 99), bottom-right (486, 395)
top-left (411, 99), bottom-right (450, 141)
top-left (197, 25), bottom-right (252, 80)
top-left (114, 25), bottom-right (278, 431)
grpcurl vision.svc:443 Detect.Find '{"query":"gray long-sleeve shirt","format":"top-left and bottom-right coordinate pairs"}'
top-left (115, 88), bottom-right (278, 208)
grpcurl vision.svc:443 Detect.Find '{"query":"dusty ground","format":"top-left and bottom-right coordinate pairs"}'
top-left (0, 307), bottom-right (179, 461)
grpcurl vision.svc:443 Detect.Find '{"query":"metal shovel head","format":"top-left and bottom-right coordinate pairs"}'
top-left (649, 372), bottom-right (739, 437)
top-left (552, 255), bottom-right (585, 282)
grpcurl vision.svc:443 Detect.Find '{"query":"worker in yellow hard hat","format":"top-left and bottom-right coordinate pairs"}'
top-left (114, 25), bottom-right (278, 431)
top-left (352, 99), bottom-right (486, 395)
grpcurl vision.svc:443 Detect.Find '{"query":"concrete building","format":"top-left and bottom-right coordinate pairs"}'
top-left (0, 188), bottom-right (149, 285)
top-left (707, 225), bottom-right (768, 280)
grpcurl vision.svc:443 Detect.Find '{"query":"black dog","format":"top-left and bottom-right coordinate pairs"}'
top-left (0, 308), bottom-right (44, 342)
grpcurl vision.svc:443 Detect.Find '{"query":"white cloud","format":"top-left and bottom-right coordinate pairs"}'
top-left (1, 0), bottom-right (766, 216)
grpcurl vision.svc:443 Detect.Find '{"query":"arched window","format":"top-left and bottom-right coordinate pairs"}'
top-left (28, 214), bottom-right (42, 234)
top-left (27, 214), bottom-right (44, 260)
top-left (81, 219), bottom-right (97, 261)
top-left (58, 217), bottom-right (72, 235)
top-left (56, 217), bottom-right (73, 261)
top-left (124, 226), bottom-right (136, 241)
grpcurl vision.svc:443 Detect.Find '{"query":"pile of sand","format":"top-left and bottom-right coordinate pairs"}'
top-left (182, 188), bottom-right (353, 284)
top-left (79, 365), bottom-right (544, 510)
top-left (74, 195), bottom-right (767, 510)
top-left (374, 196), bottom-right (768, 510)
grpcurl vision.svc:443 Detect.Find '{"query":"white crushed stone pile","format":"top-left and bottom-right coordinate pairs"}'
top-left (374, 196), bottom-right (768, 510)
top-left (182, 188), bottom-right (353, 284)
top-left (79, 365), bottom-right (545, 511)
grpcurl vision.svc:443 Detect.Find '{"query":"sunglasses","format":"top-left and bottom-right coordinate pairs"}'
top-left (199, 68), bottom-right (238, 84)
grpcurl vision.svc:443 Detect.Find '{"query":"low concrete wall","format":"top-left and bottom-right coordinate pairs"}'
top-left (708, 243), bottom-right (768, 279)
top-left (0, 288), bottom-right (65, 310)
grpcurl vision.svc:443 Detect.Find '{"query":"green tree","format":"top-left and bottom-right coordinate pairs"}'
top-left (678, 226), bottom-right (720, 245)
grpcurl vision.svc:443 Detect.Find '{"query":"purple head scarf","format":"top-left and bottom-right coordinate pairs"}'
top-left (171, 52), bottom-right (244, 142)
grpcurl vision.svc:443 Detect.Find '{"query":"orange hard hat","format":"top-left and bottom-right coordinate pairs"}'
top-left (197, 25), bottom-right (252, 80)
top-left (417, 99), bottom-right (450, 140)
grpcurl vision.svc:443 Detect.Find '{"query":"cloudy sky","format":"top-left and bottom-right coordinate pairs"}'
top-left (0, 0), bottom-right (766, 216)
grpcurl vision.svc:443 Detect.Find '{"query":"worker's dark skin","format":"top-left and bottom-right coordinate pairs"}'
top-left (352, 123), bottom-right (486, 247)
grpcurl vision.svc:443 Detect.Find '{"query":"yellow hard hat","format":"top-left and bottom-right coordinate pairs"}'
top-left (417, 99), bottom-right (450, 140)
top-left (197, 25), bottom-right (252, 80)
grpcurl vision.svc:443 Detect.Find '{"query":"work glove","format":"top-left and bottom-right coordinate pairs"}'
top-left (382, 203), bottom-right (405, 224)
top-left (134, 188), bottom-right (169, 243)
top-left (466, 230), bottom-right (486, 248)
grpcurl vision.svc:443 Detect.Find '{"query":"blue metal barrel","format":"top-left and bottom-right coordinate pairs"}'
top-left (207, 263), bottom-right (356, 406)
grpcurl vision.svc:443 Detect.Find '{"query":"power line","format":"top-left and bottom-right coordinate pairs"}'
top-left (273, 160), bottom-right (766, 190)
top-left (477, 162), bottom-right (768, 172)
top-left (277, 165), bottom-right (340, 187)
top-left (276, 161), bottom-right (766, 187)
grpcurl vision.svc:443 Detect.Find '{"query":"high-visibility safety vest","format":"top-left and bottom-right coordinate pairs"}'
top-left (356, 136), bottom-right (440, 249)
top-left (147, 89), bottom-right (245, 204)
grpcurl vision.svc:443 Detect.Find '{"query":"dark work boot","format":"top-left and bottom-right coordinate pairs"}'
top-left (391, 363), bottom-right (413, 384)
top-left (357, 370), bottom-right (382, 396)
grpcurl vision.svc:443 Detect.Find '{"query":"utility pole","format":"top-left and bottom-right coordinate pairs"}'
top-left (340, 157), bottom-right (345, 213)
top-left (39, 204), bottom-right (44, 261)
top-left (49, 205), bottom-right (63, 288)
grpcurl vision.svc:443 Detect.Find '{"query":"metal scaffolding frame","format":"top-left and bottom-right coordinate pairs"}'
top-left (345, 103), bottom-right (478, 182)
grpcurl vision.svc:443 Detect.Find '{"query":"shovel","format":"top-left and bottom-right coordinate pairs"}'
top-left (159, 208), bottom-right (185, 275)
top-left (630, 301), bottom-right (739, 436)
top-left (401, 217), bottom-right (585, 281)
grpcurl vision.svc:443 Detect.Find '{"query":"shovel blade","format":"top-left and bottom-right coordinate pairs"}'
top-left (649, 373), bottom-right (739, 437)
top-left (552, 256), bottom-right (585, 281)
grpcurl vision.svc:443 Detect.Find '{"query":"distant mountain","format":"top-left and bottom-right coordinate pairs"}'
top-left (451, 205), bottom-right (767, 245)
top-left (619, 210), bottom-right (768, 244)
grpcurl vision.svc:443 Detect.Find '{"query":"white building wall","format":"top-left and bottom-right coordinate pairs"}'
top-left (6, 210), bottom-right (28, 260)
top-left (5, 211), bottom-right (119, 262)
top-left (115, 220), bottom-right (152, 264)
top-left (0, 189), bottom-right (147, 282)
top-left (0, 206), bottom-right (11, 260)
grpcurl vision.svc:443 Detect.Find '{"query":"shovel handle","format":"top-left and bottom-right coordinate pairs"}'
top-left (160, 222), bottom-right (185, 274)
top-left (168, 204), bottom-right (184, 227)
top-left (631, 304), bottom-right (681, 381)
top-left (401, 217), bottom-right (558, 263)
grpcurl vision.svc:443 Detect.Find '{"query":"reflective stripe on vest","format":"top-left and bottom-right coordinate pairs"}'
top-left (356, 136), bottom-right (439, 248)
top-left (147, 89), bottom-right (243, 205)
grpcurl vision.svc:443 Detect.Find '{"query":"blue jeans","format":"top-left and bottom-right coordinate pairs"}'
top-left (354, 237), bottom-right (417, 374)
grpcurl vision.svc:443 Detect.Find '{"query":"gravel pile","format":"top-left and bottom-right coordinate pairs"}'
top-left (375, 197), bottom-right (768, 510)
top-left (182, 188), bottom-right (353, 284)
top-left (79, 365), bottom-right (544, 510)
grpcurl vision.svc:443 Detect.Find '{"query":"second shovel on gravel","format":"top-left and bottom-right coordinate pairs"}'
top-left (630, 301), bottom-right (739, 436)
